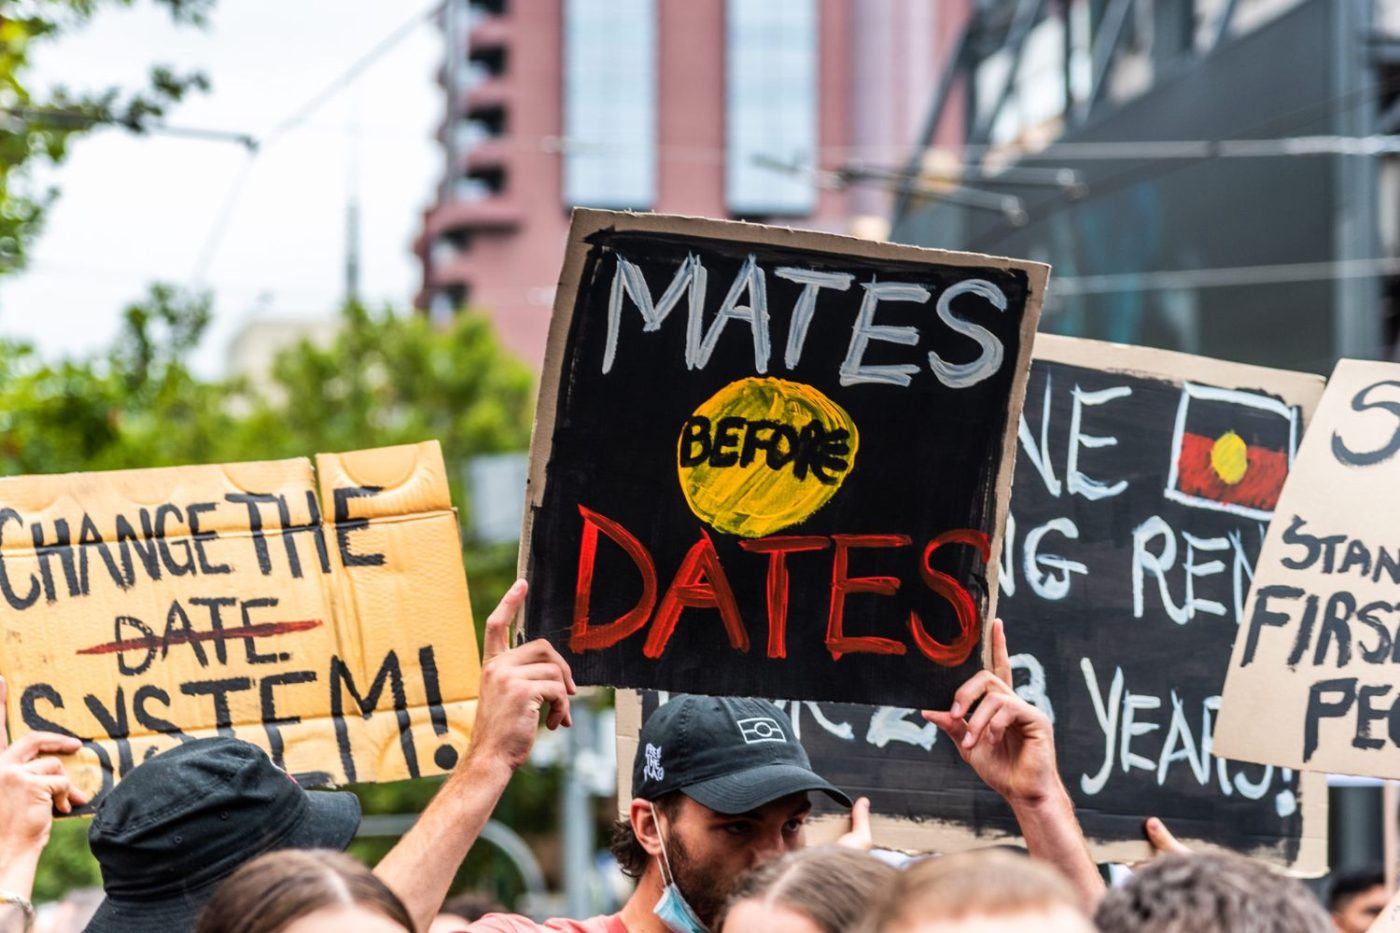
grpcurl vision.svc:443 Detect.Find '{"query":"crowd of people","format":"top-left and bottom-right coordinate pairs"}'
top-left (0, 580), bottom-right (1388, 933)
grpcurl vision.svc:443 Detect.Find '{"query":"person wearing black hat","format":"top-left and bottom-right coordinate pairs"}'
top-left (84, 736), bottom-right (363, 932)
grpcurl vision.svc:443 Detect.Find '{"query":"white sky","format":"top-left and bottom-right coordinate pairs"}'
top-left (0, 0), bottom-right (442, 375)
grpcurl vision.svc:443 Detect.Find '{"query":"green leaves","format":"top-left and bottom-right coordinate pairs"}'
top-left (0, 0), bottom-right (211, 275)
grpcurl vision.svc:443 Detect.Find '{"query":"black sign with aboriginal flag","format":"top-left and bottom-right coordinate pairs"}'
top-left (520, 211), bottom-right (1046, 709)
top-left (614, 336), bottom-right (1328, 873)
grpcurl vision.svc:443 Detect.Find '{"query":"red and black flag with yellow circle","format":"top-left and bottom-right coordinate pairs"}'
top-left (1165, 384), bottom-right (1298, 520)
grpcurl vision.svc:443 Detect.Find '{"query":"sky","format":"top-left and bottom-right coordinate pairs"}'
top-left (0, 0), bottom-right (442, 375)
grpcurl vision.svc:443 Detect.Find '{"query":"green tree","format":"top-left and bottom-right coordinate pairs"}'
top-left (0, 281), bottom-right (231, 475)
top-left (0, 0), bottom-right (212, 275)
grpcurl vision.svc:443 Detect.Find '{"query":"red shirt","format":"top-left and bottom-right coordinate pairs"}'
top-left (461, 913), bottom-right (628, 933)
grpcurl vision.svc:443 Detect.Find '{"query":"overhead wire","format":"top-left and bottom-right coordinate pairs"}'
top-left (188, 0), bottom-right (444, 283)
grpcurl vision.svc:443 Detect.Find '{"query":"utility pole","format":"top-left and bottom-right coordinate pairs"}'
top-left (344, 90), bottom-right (362, 306)
top-left (344, 196), bottom-right (361, 305)
top-left (561, 700), bottom-right (597, 918)
top-left (443, 0), bottom-right (461, 202)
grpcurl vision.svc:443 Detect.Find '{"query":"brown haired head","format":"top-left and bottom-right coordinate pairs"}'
top-left (861, 848), bottom-right (1092, 932)
top-left (1095, 851), bottom-right (1332, 933)
top-left (718, 846), bottom-right (896, 933)
top-left (195, 849), bottom-right (415, 933)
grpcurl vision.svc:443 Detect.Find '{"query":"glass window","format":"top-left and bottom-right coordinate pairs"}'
top-left (563, 0), bottom-right (657, 209)
top-left (726, 1), bottom-right (818, 216)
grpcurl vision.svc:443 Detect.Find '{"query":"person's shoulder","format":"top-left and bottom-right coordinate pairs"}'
top-left (464, 913), bottom-right (624, 933)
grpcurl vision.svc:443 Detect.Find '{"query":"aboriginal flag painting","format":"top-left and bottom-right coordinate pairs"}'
top-left (1164, 383), bottom-right (1299, 521)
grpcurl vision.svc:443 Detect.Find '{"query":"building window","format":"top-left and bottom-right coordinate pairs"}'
top-left (725, 0), bottom-right (818, 216)
top-left (562, 0), bottom-right (656, 209)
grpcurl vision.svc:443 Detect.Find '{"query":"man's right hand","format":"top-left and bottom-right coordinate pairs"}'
top-left (468, 579), bottom-right (577, 774)
top-left (0, 676), bottom-right (88, 897)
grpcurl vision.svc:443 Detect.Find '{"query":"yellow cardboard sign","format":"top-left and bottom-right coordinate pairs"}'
top-left (0, 441), bottom-right (479, 799)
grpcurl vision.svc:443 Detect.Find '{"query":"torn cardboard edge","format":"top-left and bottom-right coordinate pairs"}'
top-left (1032, 332), bottom-right (1326, 419)
top-left (615, 690), bottom-right (1326, 875)
top-left (518, 208), bottom-right (1051, 674)
top-left (0, 441), bottom-right (454, 543)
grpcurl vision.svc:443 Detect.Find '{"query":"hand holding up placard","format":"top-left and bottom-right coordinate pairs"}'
top-left (0, 676), bottom-right (89, 905)
top-left (473, 579), bottom-right (577, 771)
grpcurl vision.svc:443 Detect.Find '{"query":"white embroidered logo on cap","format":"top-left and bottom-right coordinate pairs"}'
top-left (643, 743), bottom-right (665, 782)
top-left (737, 716), bottom-right (787, 744)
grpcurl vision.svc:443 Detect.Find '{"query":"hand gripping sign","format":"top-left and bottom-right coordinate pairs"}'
top-left (0, 441), bottom-right (479, 803)
top-left (521, 210), bottom-right (1046, 710)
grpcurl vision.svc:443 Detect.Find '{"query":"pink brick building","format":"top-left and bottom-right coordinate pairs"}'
top-left (415, 0), bottom-right (969, 369)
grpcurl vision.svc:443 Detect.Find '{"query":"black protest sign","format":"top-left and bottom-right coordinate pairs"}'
top-left (521, 211), bottom-right (1046, 709)
top-left (617, 336), bottom-right (1327, 872)
top-left (1217, 359), bottom-right (1400, 781)
top-left (998, 335), bottom-right (1325, 870)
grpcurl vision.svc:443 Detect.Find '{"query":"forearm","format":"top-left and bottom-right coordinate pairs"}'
top-left (1010, 783), bottom-right (1106, 912)
top-left (375, 750), bottom-right (515, 932)
top-left (0, 844), bottom-right (42, 899)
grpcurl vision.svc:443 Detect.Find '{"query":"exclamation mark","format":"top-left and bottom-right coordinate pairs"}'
top-left (1275, 767), bottom-right (1298, 818)
top-left (420, 645), bottom-right (459, 770)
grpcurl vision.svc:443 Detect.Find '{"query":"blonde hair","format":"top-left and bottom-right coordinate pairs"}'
top-left (862, 849), bottom-right (1082, 931)
top-left (719, 847), bottom-right (896, 933)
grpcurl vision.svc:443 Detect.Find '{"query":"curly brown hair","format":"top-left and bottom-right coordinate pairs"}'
top-left (1095, 852), bottom-right (1332, 933)
top-left (609, 792), bottom-right (681, 879)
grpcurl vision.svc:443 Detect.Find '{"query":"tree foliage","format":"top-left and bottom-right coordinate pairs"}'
top-left (0, 0), bottom-right (212, 274)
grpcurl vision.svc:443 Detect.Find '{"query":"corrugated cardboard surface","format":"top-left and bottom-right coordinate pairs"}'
top-left (0, 440), bottom-right (478, 799)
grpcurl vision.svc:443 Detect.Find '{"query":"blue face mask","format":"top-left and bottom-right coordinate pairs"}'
top-left (651, 803), bottom-right (709, 933)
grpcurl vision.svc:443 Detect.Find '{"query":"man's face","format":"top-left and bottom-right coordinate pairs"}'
top-left (661, 792), bottom-right (812, 927)
top-left (1334, 884), bottom-right (1389, 933)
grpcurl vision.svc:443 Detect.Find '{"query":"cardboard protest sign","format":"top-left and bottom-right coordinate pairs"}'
top-left (1216, 359), bottom-right (1400, 780)
top-left (0, 441), bottom-right (479, 801)
top-left (617, 336), bottom-right (1328, 872)
top-left (1368, 887), bottom-right (1400, 933)
top-left (521, 210), bottom-right (1046, 709)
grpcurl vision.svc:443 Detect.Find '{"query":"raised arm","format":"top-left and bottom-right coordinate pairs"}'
top-left (922, 620), bottom-right (1106, 911)
top-left (375, 580), bottom-right (576, 932)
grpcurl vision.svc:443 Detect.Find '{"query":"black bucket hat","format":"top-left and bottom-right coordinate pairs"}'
top-left (85, 737), bottom-right (361, 933)
top-left (632, 695), bottom-right (851, 815)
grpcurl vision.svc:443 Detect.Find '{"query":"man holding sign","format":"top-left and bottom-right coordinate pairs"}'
top-left (420, 610), bottom-right (1102, 933)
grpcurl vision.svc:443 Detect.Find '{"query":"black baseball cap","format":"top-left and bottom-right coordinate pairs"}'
top-left (633, 695), bottom-right (851, 814)
top-left (85, 737), bottom-right (361, 933)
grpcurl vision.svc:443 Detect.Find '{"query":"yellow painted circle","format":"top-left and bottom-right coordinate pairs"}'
top-left (677, 377), bottom-right (859, 538)
top-left (1210, 430), bottom-right (1248, 485)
